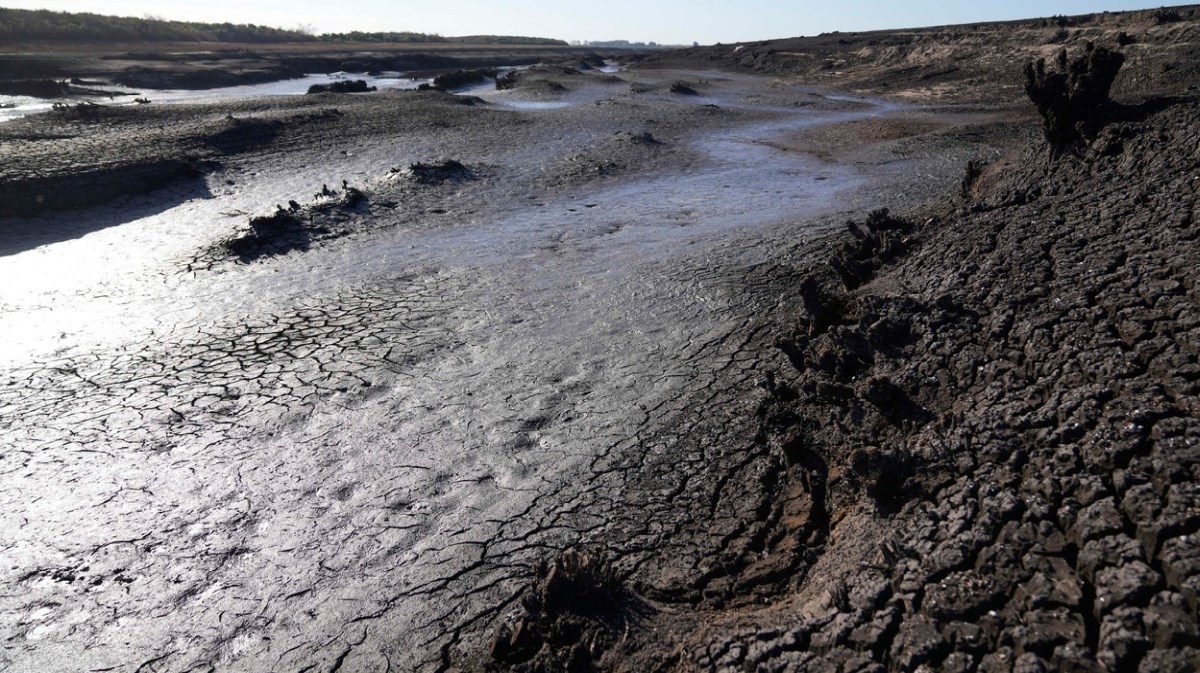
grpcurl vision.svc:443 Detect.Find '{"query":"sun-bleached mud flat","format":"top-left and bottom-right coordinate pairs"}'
top-left (0, 64), bottom-right (998, 672)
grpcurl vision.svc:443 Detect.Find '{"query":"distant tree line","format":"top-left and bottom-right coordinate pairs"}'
top-left (319, 31), bottom-right (567, 45)
top-left (444, 35), bottom-right (567, 46)
top-left (316, 30), bottom-right (439, 44)
top-left (0, 8), bottom-right (567, 45)
top-left (569, 40), bottom-right (683, 50)
top-left (0, 8), bottom-right (316, 43)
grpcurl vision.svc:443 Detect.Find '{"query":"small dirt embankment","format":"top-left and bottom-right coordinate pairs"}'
top-left (638, 5), bottom-right (1200, 105)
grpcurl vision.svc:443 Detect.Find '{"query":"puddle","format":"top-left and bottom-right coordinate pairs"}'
top-left (0, 70), bottom-right (581, 122)
top-left (1, 62), bottom-right (626, 122)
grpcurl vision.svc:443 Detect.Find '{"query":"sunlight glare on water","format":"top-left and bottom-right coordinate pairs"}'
top-left (0, 72), bottom-right (433, 123)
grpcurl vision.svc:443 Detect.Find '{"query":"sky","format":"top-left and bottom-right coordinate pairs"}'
top-left (0, 1), bottom-right (1177, 44)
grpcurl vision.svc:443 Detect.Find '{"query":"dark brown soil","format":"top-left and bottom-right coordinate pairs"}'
top-left (468, 7), bottom-right (1200, 673)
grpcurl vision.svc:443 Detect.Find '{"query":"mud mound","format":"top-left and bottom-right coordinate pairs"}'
top-left (433, 69), bottom-right (498, 90)
top-left (490, 550), bottom-right (643, 672)
top-left (524, 64), bottom-right (584, 77)
top-left (218, 181), bottom-right (366, 262)
top-left (0, 93), bottom-right (424, 218)
top-left (0, 158), bottom-right (201, 217)
top-left (0, 105), bottom-right (299, 216)
top-left (494, 64), bottom-right (595, 95)
top-left (0, 78), bottom-right (69, 97)
top-left (394, 159), bottom-right (476, 185)
top-left (202, 116), bottom-right (282, 154)
top-left (612, 130), bottom-right (659, 145)
top-left (669, 81), bottom-right (699, 95)
top-left (113, 63), bottom-right (305, 90)
top-left (0, 78), bottom-right (130, 98)
top-left (222, 207), bottom-right (318, 259)
top-left (540, 130), bottom-right (672, 189)
top-left (305, 79), bottom-right (376, 94)
top-left (551, 54), bottom-right (607, 72)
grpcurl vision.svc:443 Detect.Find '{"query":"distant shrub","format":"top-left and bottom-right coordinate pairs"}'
top-left (319, 30), bottom-right (443, 43)
top-left (446, 34), bottom-right (568, 46)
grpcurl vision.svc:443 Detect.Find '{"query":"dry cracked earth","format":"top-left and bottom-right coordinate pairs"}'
top-left (655, 102), bottom-right (1200, 673)
top-left (2, 32), bottom-right (1198, 673)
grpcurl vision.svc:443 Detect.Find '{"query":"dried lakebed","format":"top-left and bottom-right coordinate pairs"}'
top-left (0, 71), bottom-right (993, 671)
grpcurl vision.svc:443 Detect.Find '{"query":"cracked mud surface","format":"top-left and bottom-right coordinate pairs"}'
top-left (0, 67), bottom-right (986, 671)
top-left (4, 17), bottom-right (1198, 670)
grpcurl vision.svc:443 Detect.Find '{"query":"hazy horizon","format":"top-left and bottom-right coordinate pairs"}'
top-left (0, 1), bottom-right (1181, 44)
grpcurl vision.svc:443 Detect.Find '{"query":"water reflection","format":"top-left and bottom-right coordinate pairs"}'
top-left (1, 63), bottom-right (625, 122)
top-left (0, 71), bottom-right (434, 123)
